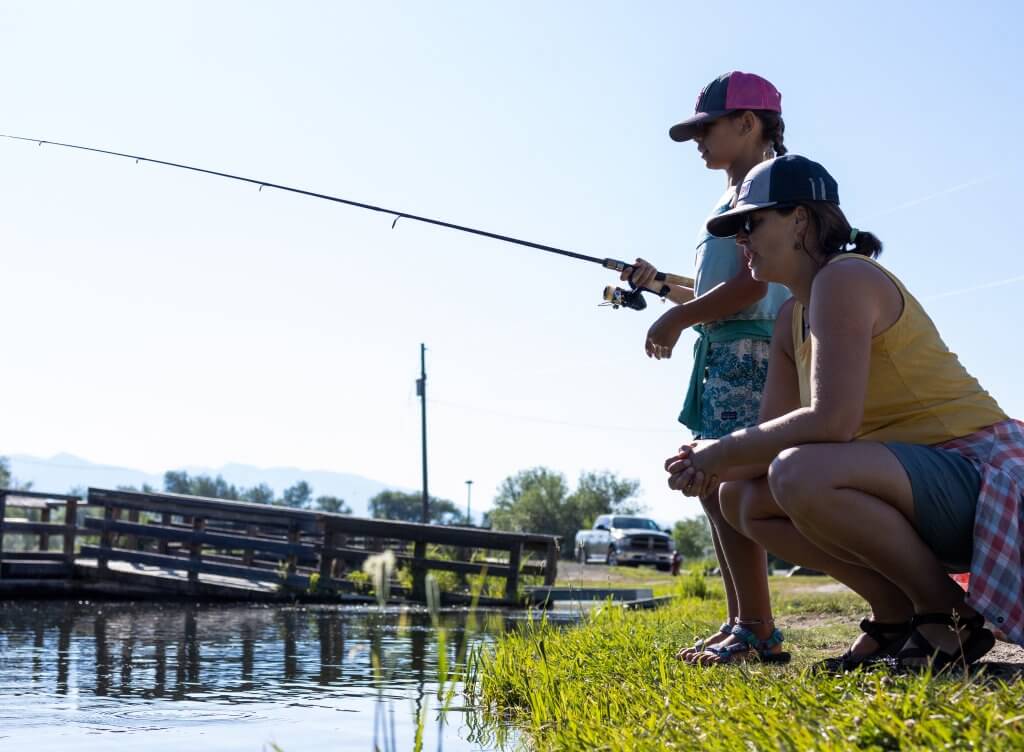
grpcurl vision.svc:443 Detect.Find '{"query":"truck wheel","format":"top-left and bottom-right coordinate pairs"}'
top-left (606, 547), bottom-right (618, 566)
top-left (576, 546), bottom-right (588, 565)
top-left (656, 563), bottom-right (671, 572)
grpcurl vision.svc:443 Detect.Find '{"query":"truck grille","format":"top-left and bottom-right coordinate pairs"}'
top-left (627, 536), bottom-right (669, 550)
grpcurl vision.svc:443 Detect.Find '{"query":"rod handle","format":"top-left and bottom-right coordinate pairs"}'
top-left (602, 258), bottom-right (695, 292)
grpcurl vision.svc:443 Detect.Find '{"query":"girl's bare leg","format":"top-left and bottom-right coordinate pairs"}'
top-left (688, 483), bottom-right (775, 664)
top-left (676, 487), bottom-right (739, 660)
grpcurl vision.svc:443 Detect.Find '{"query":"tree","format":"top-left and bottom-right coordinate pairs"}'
top-left (368, 490), bottom-right (464, 524)
top-left (242, 483), bottom-right (275, 505)
top-left (163, 471), bottom-right (240, 500)
top-left (163, 470), bottom-right (192, 494)
top-left (569, 471), bottom-right (642, 529)
top-left (315, 495), bottom-right (351, 515)
top-left (673, 515), bottom-right (714, 559)
top-left (489, 467), bottom-right (642, 557)
top-left (0, 457), bottom-right (32, 491)
top-left (281, 481), bottom-right (313, 508)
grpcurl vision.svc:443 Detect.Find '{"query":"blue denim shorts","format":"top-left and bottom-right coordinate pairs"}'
top-left (885, 442), bottom-right (980, 568)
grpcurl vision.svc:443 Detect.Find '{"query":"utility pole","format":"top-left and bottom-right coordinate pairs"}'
top-left (465, 479), bottom-right (473, 526)
top-left (416, 343), bottom-right (429, 524)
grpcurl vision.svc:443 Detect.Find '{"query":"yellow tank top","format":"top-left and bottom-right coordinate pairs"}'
top-left (792, 254), bottom-right (1007, 444)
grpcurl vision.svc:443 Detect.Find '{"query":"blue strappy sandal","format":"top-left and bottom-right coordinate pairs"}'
top-left (676, 621), bottom-right (732, 660)
top-left (703, 623), bottom-right (792, 665)
top-left (694, 621), bottom-right (733, 652)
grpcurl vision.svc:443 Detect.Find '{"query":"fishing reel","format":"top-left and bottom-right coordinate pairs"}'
top-left (601, 285), bottom-right (652, 311)
top-left (598, 259), bottom-right (686, 311)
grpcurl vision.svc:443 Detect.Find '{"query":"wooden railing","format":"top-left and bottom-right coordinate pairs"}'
top-left (69, 487), bottom-right (558, 605)
top-left (0, 489), bottom-right (89, 576)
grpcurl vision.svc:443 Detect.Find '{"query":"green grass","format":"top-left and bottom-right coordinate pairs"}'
top-left (467, 576), bottom-right (1024, 751)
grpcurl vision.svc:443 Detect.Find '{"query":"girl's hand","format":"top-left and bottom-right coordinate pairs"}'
top-left (666, 440), bottom-right (723, 497)
top-left (646, 308), bottom-right (687, 359)
top-left (620, 257), bottom-right (659, 290)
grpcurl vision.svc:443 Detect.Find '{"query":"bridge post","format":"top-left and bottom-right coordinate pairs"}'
top-left (63, 496), bottom-right (78, 566)
top-left (39, 507), bottom-right (51, 552)
top-left (505, 542), bottom-right (522, 604)
top-left (317, 520), bottom-right (334, 589)
top-left (98, 505), bottom-right (115, 572)
top-left (0, 491), bottom-right (6, 577)
top-left (158, 513), bottom-right (171, 555)
top-left (544, 540), bottom-right (559, 586)
top-left (411, 540), bottom-right (427, 602)
top-left (189, 516), bottom-right (206, 588)
top-left (286, 522), bottom-right (300, 579)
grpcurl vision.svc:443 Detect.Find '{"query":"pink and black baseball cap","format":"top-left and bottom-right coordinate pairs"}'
top-left (669, 71), bottom-right (782, 142)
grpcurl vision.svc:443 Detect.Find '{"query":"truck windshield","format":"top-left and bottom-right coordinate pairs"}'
top-left (611, 517), bottom-right (661, 531)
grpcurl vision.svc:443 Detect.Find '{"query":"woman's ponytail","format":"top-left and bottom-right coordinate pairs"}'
top-left (848, 228), bottom-right (883, 258)
top-left (801, 203), bottom-right (884, 259)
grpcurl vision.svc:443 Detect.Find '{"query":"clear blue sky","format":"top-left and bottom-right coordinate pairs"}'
top-left (1, 1), bottom-right (1021, 523)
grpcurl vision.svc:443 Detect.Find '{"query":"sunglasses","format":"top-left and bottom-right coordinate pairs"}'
top-left (738, 204), bottom-right (795, 234)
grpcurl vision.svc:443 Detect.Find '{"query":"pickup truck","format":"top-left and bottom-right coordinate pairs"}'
top-left (574, 514), bottom-right (678, 572)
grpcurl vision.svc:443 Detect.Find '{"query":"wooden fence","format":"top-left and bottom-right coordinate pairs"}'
top-left (0, 487), bottom-right (559, 606)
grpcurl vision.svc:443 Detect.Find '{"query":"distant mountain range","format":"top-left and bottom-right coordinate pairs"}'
top-left (3, 453), bottom-right (410, 518)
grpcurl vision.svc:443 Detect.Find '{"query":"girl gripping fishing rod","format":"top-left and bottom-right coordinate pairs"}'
top-left (624, 71), bottom-right (791, 662)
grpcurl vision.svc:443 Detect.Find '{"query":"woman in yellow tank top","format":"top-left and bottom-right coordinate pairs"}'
top-left (664, 154), bottom-right (1024, 672)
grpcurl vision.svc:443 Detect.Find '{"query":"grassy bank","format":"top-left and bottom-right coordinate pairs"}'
top-left (468, 574), bottom-right (1024, 751)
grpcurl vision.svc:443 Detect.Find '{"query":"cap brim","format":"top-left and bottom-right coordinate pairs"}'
top-left (706, 200), bottom-right (779, 237)
top-left (668, 110), bottom-right (730, 142)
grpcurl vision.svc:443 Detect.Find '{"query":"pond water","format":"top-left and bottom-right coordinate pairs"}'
top-left (0, 601), bottom-right (573, 751)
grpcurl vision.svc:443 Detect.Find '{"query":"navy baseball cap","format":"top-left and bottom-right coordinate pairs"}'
top-left (706, 155), bottom-right (840, 237)
top-left (669, 71), bottom-right (782, 143)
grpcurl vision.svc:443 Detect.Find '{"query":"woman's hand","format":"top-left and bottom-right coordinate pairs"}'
top-left (620, 257), bottom-right (659, 290)
top-left (665, 440), bottom-right (724, 497)
top-left (646, 307), bottom-right (688, 359)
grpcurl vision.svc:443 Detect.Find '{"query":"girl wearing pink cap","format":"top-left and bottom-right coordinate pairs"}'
top-left (625, 71), bottom-right (791, 662)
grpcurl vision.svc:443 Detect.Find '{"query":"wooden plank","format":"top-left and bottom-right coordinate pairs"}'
top-left (4, 498), bottom-right (53, 509)
top-left (79, 545), bottom-right (297, 587)
top-left (0, 552), bottom-right (68, 561)
top-left (81, 517), bottom-right (317, 558)
top-left (0, 520), bottom-right (70, 535)
top-left (88, 488), bottom-right (321, 529)
top-left (1, 560), bottom-right (73, 578)
top-left (0, 489), bottom-right (81, 502)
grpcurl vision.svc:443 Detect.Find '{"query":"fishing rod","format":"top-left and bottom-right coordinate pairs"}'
top-left (0, 134), bottom-right (693, 310)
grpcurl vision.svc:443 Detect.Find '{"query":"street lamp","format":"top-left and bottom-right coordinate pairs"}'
top-left (465, 480), bottom-right (473, 526)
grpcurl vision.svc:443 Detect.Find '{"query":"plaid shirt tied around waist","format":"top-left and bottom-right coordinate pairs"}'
top-left (940, 419), bottom-right (1024, 645)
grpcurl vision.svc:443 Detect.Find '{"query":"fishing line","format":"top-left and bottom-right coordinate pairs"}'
top-left (1, 134), bottom-right (693, 308)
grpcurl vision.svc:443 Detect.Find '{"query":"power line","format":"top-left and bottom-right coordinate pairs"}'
top-left (428, 398), bottom-right (681, 434)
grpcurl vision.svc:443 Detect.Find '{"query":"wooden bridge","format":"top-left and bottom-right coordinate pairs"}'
top-left (0, 487), bottom-right (559, 607)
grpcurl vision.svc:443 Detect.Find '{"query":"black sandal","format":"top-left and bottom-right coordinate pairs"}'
top-left (812, 617), bottom-right (912, 674)
top-left (897, 611), bottom-right (995, 673)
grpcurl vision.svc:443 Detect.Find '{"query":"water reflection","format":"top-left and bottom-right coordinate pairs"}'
top-left (0, 601), bottom-right (566, 751)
